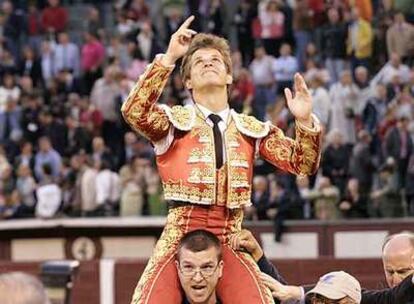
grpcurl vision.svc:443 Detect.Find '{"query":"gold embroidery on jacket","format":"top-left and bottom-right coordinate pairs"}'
top-left (164, 181), bottom-right (215, 204)
top-left (188, 168), bottom-right (216, 184)
top-left (130, 206), bottom-right (187, 304)
top-left (230, 152), bottom-right (249, 168)
top-left (122, 61), bottom-right (172, 142)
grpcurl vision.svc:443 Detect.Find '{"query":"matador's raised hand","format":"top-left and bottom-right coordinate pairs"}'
top-left (161, 16), bottom-right (197, 66)
top-left (284, 73), bottom-right (313, 128)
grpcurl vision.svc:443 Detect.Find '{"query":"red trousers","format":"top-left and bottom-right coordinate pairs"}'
top-left (130, 205), bottom-right (274, 304)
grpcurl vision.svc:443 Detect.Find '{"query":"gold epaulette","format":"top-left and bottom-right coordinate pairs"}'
top-left (159, 104), bottom-right (196, 131)
top-left (231, 110), bottom-right (270, 138)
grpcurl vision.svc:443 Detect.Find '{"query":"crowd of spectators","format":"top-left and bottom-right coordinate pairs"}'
top-left (0, 0), bottom-right (413, 223)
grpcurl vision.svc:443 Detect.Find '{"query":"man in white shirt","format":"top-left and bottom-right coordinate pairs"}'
top-left (53, 32), bottom-right (80, 76)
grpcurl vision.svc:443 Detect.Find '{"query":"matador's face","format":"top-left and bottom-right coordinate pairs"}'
top-left (185, 48), bottom-right (232, 92)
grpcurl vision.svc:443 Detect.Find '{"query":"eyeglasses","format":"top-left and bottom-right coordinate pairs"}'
top-left (178, 262), bottom-right (220, 278)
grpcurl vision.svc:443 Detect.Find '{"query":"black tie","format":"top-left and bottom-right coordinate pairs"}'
top-left (209, 114), bottom-right (223, 169)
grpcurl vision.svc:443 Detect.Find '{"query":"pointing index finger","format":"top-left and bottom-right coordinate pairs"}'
top-left (178, 15), bottom-right (195, 31)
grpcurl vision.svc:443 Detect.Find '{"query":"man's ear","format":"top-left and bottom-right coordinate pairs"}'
top-left (226, 74), bottom-right (233, 85)
top-left (185, 79), bottom-right (192, 90)
top-left (217, 260), bottom-right (224, 278)
top-left (175, 260), bottom-right (180, 270)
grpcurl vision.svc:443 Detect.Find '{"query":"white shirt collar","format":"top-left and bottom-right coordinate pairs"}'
top-left (196, 103), bottom-right (230, 124)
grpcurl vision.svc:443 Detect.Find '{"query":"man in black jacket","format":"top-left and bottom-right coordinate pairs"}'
top-left (230, 230), bottom-right (414, 303)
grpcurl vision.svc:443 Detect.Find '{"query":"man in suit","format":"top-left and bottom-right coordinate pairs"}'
top-left (230, 230), bottom-right (414, 303)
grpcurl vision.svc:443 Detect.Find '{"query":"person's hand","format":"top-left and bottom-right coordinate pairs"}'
top-left (339, 201), bottom-right (351, 210)
top-left (229, 229), bottom-right (263, 262)
top-left (162, 16), bottom-right (197, 66)
top-left (260, 273), bottom-right (302, 301)
top-left (285, 73), bottom-right (313, 128)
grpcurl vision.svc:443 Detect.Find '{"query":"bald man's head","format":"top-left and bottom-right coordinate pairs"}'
top-left (382, 233), bottom-right (414, 288)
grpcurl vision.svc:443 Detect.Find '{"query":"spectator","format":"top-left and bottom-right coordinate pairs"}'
top-left (2, 1), bottom-right (23, 60)
top-left (0, 272), bottom-right (50, 304)
top-left (53, 32), bottom-right (80, 77)
top-left (339, 178), bottom-right (369, 218)
top-left (34, 136), bottom-right (62, 182)
top-left (295, 175), bottom-right (313, 219)
top-left (205, 0), bottom-right (227, 37)
top-left (0, 74), bottom-right (22, 143)
top-left (38, 110), bottom-right (66, 155)
top-left (362, 84), bottom-right (388, 138)
top-left (248, 175), bottom-right (270, 220)
top-left (35, 163), bottom-right (62, 218)
top-left (126, 0), bottom-right (149, 23)
top-left (233, 0), bottom-right (256, 65)
top-left (249, 45), bottom-right (275, 120)
top-left (115, 10), bottom-right (138, 39)
top-left (81, 31), bottom-right (105, 94)
top-left (85, 6), bottom-right (104, 38)
top-left (258, 0), bottom-right (285, 57)
top-left (41, 0), bottom-right (68, 34)
top-left (272, 43), bottom-right (298, 96)
top-left (125, 44), bottom-right (148, 80)
top-left (15, 164), bottom-right (36, 218)
top-left (91, 136), bottom-right (113, 168)
top-left (354, 66), bottom-right (373, 114)
top-left (308, 176), bottom-right (341, 220)
top-left (64, 115), bottom-right (91, 157)
top-left (320, 7), bottom-right (348, 84)
top-left (0, 73), bottom-right (21, 113)
top-left (349, 130), bottom-right (376, 199)
top-left (15, 141), bottom-right (35, 173)
top-left (383, 115), bottom-right (413, 189)
top-left (164, 8), bottom-right (184, 46)
top-left (308, 71), bottom-right (330, 129)
top-left (347, 7), bottom-right (373, 72)
top-left (370, 160), bottom-right (402, 218)
top-left (372, 53), bottom-right (411, 86)
top-left (329, 71), bottom-right (359, 146)
top-left (0, 49), bottom-right (18, 76)
top-left (135, 19), bottom-right (163, 62)
top-left (230, 68), bottom-right (254, 114)
top-left (293, 0), bottom-right (313, 71)
top-left (80, 157), bottom-right (98, 216)
top-left (322, 129), bottom-right (351, 194)
top-left (386, 11), bottom-right (414, 63)
top-left (119, 155), bottom-right (150, 216)
top-left (95, 159), bottom-right (121, 216)
top-left (19, 46), bottom-right (43, 88)
top-left (40, 40), bottom-right (55, 86)
top-left (90, 66), bottom-right (122, 154)
top-left (27, 4), bottom-right (43, 53)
